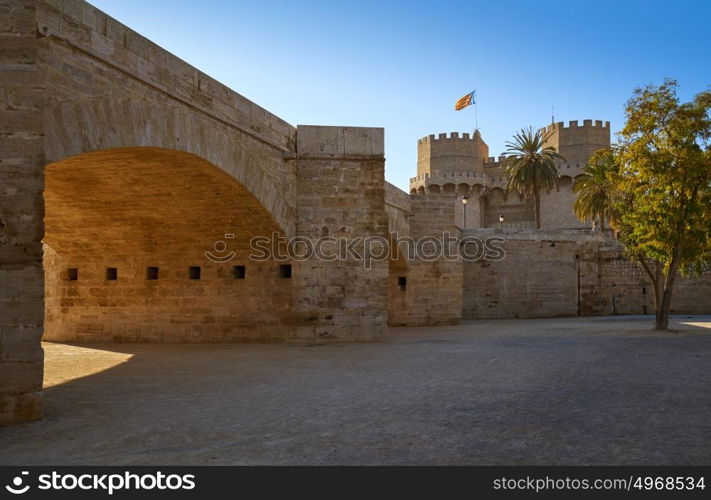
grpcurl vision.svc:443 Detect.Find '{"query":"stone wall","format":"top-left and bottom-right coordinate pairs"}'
top-left (482, 188), bottom-right (535, 229)
top-left (463, 231), bottom-right (590, 318)
top-left (384, 181), bottom-right (410, 236)
top-left (463, 230), bottom-right (711, 319)
top-left (43, 243), bottom-right (294, 342)
top-left (384, 182), bottom-right (411, 325)
top-left (0, 0), bottom-right (393, 424)
top-left (539, 176), bottom-right (585, 230)
top-left (597, 248), bottom-right (711, 316)
top-left (292, 126), bottom-right (389, 341)
top-left (393, 194), bottom-right (463, 325)
top-left (0, 0), bottom-right (45, 424)
top-left (42, 148), bottom-right (295, 342)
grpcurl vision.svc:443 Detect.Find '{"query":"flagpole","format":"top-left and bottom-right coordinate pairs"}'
top-left (475, 100), bottom-right (478, 131)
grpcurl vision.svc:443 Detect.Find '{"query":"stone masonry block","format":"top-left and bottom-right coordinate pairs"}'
top-left (297, 125), bottom-right (384, 157)
top-left (0, 391), bottom-right (42, 425)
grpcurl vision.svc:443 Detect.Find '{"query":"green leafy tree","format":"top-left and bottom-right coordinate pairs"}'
top-left (573, 147), bottom-right (619, 231)
top-left (613, 79), bottom-right (711, 330)
top-left (503, 127), bottom-right (565, 229)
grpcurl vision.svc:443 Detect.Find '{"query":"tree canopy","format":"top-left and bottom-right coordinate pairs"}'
top-left (503, 127), bottom-right (564, 229)
top-left (612, 79), bottom-right (710, 329)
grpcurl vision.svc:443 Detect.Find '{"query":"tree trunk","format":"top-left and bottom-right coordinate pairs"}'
top-left (652, 279), bottom-right (662, 326)
top-left (637, 255), bottom-right (663, 328)
top-left (654, 242), bottom-right (683, 330)
top-left (656, 287), bottom-right (672, 330)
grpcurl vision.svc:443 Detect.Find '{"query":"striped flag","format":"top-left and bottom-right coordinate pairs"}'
top-left (455, 90), bottom-right (476, 111)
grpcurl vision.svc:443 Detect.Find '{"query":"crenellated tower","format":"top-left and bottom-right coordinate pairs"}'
top-left (543, 120), bottom-right (611, 172)
top-left (416, 129), bottom-right (489, 178)
top-left (409, 119), bottom-right (611, 230)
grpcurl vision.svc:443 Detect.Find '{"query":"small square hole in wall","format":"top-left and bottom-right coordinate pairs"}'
top-left (397, 276), bottom-right (407, 292)
top-left (189, 266), bottom-right (201, 280)
top-left (279, 264), bottom-right (292, 279)
top-left (106, 267), bottom-right (118, 281)
top-left (232, 265), bottom-right (246, 279)
top-left (67, 268), bottom-right (78, 281)
top-left (146, 267), bottom-right (159, 280)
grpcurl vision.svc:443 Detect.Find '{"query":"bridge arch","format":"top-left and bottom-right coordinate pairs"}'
top-left (44, 93), bottom-right (296, 238)
top-left (44, 147), bottom-right (293, 342)
top-left (0, 0), bottom-right (389, 425)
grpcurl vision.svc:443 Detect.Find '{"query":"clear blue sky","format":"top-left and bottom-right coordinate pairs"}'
top-left (92, 0), bottom-right (710, 191)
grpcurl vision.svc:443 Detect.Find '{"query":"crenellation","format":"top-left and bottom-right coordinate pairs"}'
top-left (545, 120), bottom-right (612, 130)
top-left (418, 132), bottom-right (483, 144)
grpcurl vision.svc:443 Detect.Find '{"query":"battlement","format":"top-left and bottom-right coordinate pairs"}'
top-left (409, 170), bottom-right (505, 185)
top-left (410, 163), bottom-right (587, 186)
top-left (543, 119), bottom-right (610, 133)
top-left (417, 131), bottom-right (478, 144)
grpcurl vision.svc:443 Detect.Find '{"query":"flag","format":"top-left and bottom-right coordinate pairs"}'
top-left (455, 90), bottom-right (476, 111)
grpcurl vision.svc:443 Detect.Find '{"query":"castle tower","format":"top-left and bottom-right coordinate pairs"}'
top-left (415, 130), bottom-right (488, 178)
top-left (538, 120), bottom-right (611, 229)
top-left (410, 119), bottom-right (611, 231)
top-left (542, 120), bottom-right (611, 172)
top-left (411, 130), bottom-right (497, 228)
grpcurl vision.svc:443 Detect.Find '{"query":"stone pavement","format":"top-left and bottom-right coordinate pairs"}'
top-left (0, 316), bottom-right (709, 465)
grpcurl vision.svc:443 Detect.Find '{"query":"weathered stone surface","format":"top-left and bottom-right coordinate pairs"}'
top-left (2, 0), bottom-right (707, 429)
top-left (0, 0), bottom-right (45, 426)
top-left (297, 126), bottom-right (384, 158)
top-left (293, 126), bottom-right (388, 342)
top-left (0, 1), bottom-right (391, 424)
top-left (0, 392), bottom-right (42, 425)
top-left (459, 230), bottom-right (711, 319)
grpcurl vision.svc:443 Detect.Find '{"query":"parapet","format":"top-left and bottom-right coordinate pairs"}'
top-left (543, 120), bottom-right (610, 133)
top-left (418, 131), bottom-right (476, 144)
top-left (297, 125), bottom-right (384, 157)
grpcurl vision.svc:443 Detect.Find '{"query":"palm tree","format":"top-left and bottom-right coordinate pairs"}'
top-left (573, 148), bottom-right (618, 231)
top-left (503, 127), bottom-right (565, 229)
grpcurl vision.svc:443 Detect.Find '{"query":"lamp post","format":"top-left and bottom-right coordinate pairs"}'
top-left (499, 213), bottom-right (504, 231)
top-left (462, 196), bottom-right (468, 228)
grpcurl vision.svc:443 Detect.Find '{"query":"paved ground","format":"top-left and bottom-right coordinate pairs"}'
top-left (1, 315), bottom-right (709, 465)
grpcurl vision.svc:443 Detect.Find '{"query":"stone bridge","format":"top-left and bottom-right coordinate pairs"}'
top-left (1, 0), bottom-right (389, 424)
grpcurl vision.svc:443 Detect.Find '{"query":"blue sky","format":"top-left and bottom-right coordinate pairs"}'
top-left (92, 0), bottom-right (711, 190)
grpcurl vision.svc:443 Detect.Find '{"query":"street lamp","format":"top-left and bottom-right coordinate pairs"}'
top-left (499, 213), bottom-right (504, 230)
top-left (462, 196), bottom-right (468, 228)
